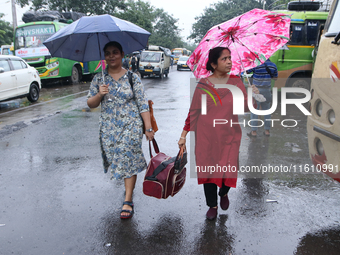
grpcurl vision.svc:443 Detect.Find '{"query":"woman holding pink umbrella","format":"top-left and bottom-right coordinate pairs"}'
top-left (178, 47), bottom-right (259, 220)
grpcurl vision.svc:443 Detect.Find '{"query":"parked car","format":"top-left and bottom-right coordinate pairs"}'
top-left (0, 55), bottom-right (41, 102)
top-left (177, 56), bottom-right (190, 71)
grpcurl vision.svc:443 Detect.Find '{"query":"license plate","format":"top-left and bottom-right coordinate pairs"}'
top-left (183, 65), bottom-right (187, 67)
top-left (145, 69), bottom-right (152, 72)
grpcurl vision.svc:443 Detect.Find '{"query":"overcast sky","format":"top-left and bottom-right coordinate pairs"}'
top-left (1, 0), bottom-right (221, 41)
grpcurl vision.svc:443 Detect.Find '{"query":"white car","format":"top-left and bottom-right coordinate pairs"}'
top-left (177, 56), bottom-right (190, 71)
top-left (0, 55), bottom-right (41, 102)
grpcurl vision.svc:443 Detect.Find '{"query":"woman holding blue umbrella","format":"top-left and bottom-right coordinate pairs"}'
top-left (87, 41), bottom-right (154, 219)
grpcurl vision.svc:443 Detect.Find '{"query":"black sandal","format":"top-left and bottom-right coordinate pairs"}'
top-left (247, 131), bottom-right (257, 137)
top-left (120, 201), bottom-right (134, 219)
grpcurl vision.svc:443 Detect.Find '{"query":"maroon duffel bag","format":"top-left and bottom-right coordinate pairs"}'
top-left (143, 139), bottom-right (187, 199)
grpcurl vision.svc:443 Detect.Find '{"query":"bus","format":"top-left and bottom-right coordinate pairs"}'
top-left (171, 48), bottom-right (189, 64)
top-left (14, 21), bottom-right (102, 84)
top-left (270, 2), bottom-right (329, 97)
top-left (307, 0), bottom-right (340, 182)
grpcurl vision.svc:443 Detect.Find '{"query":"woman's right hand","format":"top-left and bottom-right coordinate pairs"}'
top-left (99, 84), bottom-right (109, 97)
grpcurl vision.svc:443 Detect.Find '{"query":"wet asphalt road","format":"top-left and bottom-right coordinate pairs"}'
top-left (1, 68), bottom-right (340, 255)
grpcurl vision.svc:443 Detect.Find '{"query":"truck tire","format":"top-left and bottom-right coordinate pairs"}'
top-left (27, 83), bottom-right (40, 102)
top-left (286, 74), bottom-right (311, 99)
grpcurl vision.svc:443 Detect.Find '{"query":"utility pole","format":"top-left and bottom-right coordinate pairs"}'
top-left (11, 0), bottom-right (17, 33)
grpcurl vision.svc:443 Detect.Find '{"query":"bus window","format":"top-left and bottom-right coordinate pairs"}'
top-left (306, 21), bottom-right (319, 45)
top-left (289, 24), bottom-right (304, 45)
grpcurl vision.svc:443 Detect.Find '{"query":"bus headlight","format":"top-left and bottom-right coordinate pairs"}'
top-left (49, 69), bottom-right (59, 76)
top-left (47, 61), bottom-right (59, 69)
top-left (315, 138), bottom-right (324, 156)
top-left (315, 100), bottom-right (322, 117)
top-left (328, 110), bottom-right (335, 124)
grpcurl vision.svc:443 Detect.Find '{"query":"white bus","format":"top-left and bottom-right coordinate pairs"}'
top-left (307, 0), bottom-right (340, 182)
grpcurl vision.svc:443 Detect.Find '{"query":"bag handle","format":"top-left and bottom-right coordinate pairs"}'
top-left (176, 146), bottom-right (185, 161)
top-left (149, 138), bottom-right (160, 158)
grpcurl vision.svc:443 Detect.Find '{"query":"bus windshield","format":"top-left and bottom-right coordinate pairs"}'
top-left (172, 50), bottom-right (182, 56)
top-left (15, 24), bottom-right (55, 50)
top-left (140, 52), bottom-right (161, 63)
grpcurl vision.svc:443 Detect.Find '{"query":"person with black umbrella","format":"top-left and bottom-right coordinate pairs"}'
top-left (87, 41), bottom-right (154, 219)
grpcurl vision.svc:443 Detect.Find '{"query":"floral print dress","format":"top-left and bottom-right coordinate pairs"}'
top-left (87, 70), bottom-right (149, 180)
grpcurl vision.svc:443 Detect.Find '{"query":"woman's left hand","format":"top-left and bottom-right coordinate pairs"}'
top-left (251, 85), bottom-right (259, 94)
top-left (145, 130), bottom-right (155, 141)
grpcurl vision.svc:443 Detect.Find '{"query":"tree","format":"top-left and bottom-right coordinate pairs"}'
top-left (189, 0), bottom-right (291, 43)
top-left (15, 0), bottom-right (185, 49)
top-left (0, 13), bottom-right (14, 45)
top-left (16, 0), bottom-right (128, 15)
top-left (148, 9), bottom-right (183, 50)
top-left (116, 0), bottom-right (154, 34)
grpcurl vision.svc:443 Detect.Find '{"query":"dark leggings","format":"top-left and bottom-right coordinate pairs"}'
top-left (204, 183), bottom-right (231, 208)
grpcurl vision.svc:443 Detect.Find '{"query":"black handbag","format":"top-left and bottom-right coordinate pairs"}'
top-left (174, 146), bottom-right (187, 173)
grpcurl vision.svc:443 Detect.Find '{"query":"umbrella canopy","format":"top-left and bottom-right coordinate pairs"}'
top-left (187, 9), bottom-right (291, 78)
top-left (43, 14), bottom-right (151, 62)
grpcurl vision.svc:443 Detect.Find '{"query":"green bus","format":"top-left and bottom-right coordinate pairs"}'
top-left (270, 3), bottom-right (329, 96)
top-left (14, 21), bottom-right (103, 84)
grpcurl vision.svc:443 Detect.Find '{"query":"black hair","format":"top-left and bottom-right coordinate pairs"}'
top-left (206, 47), bottom-right (231, 72)
top-left (103, 41), bottom-right (123, 54)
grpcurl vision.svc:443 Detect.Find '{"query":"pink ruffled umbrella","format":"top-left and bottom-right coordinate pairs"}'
top-left (187, 9), bottom-right (291, 79)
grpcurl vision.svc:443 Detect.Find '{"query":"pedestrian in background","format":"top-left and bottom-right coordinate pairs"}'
top-left (87, 41), bottom-right (154, 219)
top-left (136, 53), bottom-right (140, 73)
top-left (131, 55), bottom-right (137, 72)
top-left (246, 58), bottom-right (278, 137)
top-left (122, 55), bottom-right (129, 70)
top-left (178, 47), bottom-right (259, 220)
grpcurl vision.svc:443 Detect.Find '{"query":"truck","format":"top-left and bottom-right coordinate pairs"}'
top-left (1, 45), bottom-right (13, 55)
top-left (139, 45), bottom-right (171, 79)
top-left (270, 1), bottom-right (329, 98)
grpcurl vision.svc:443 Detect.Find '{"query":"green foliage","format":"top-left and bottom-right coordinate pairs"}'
top-left (17, 0), bottom-right (127, 15)
top-left (148, 9), bottom-right (183, 50)
top-left (116, 0), bottom-right (154, 33)
top-left (189, 0), bottom-right (262, 43)
top-left (189, 0), bottom-right (291, 43)
top-left (0, 13), bottom-right (14, 45)
top-left (15, 0), bottom-right (185, 49)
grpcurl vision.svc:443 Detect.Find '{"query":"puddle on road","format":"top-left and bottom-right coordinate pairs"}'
top-left (0, 82), bottom-right (90, 114)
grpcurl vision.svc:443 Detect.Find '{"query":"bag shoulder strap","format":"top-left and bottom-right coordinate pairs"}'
top-left (127, 70), bottom-right (133, 88)
top-left (264, 62), bottom-right (274, 78)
